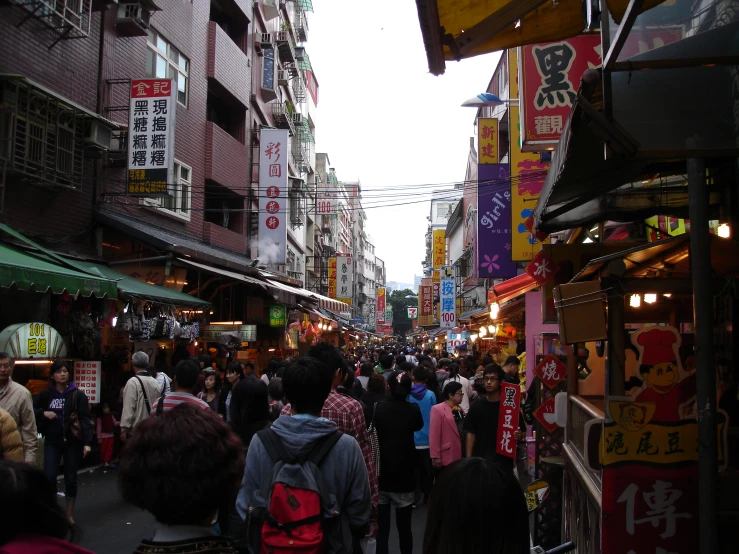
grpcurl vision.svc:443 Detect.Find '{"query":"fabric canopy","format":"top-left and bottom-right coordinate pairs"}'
top-left (75, 261), bottom-right (211, 309)
top-left (489, 273), bottom-right (538, 305)
top-left (0, 242), bottom-right (117, 298)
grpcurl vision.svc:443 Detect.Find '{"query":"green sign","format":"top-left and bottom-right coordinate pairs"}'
top-left (270, 304), bottom-right (286, 327)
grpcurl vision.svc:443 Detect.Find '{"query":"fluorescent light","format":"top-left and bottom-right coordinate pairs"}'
top-left (209, 321), bottom-right (243, 325)
top-left (629, 294), bottom-right (641, 308)
top-left (718, 223), bottom-right (731, 238)
top-left (14, 360), bottom-right (54, 365)
top-left (644, 293), bottom-right (657, 304)
top-left (489, 302), bottom-right (500, 319)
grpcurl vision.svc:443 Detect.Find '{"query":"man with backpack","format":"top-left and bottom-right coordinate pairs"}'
top-left (236, 356), bottom-right (372, 553)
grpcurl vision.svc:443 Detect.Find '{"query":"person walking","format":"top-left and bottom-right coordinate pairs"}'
top-left (373, 370), bottom-right (423, 554)
top-left (198, 369), bottom-right (221, 412)
top-left (429, 382), bottom-right (465, 474)
top-left (442, 363), bottom-right (472, 413)
top-left (95, 403), bottom-right (118, 469)
top-left (407, 365), bottom-right (436, 506)
top-left (33, 360), bottom-right (93, 526)
top-left (120, 351), bottom-right (160, 441)
top-left (220, 362), bottom-right (244, 422)
top-left (0, 353), bottom-right (37, 463)
top-left (230, 377), bottom-right (272, 449)
top-left (362, 374), bottom-right (387, 426)
top-left (267, 377), bottom-right (284, 422)
top-left (153, 360), bottom-right (210, 414)
top-left (0, 407), bottom-right (23, 462)
top-left (502, 355), bottom-right (522, 385)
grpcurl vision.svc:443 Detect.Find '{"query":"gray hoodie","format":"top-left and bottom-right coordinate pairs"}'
top-left (236, 415), bottom-right (372, 553)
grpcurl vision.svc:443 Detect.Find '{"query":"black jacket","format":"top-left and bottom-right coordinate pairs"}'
top-left (34, 386), bottom-right (94, 445)
top-left (373, 399), bottom-right (424, 493)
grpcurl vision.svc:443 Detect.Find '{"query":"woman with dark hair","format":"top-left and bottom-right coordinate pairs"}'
top-left (33, 360), bottom-right (93, 526)
top-left (442, 362), bottom-right (472, 413)
top-left (357, 362), bottom-right (374, 391)
top-left (219, 362), bottom-right (243, 422)
top-left (429, 381), bottom-right (465, 473)
top-left (118, 403), bottom-right (244, 553)
top-left (422, 458), bottom-right (529, 554)
top-left (0, 461), bottom-right (94, 553)
top-left (198, 369), bottom-right (221, 413)
top-left (373, 370), bottom-right (424, 554)
top-left (267, 377), bottom-right (284, 422)
top-left (362, 373), bottom-right (388, 427)
top-left (230, 378), bottom-right (272, 449)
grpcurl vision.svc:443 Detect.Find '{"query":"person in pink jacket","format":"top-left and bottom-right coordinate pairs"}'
top-left (429, 381), bottom-right (465, 471)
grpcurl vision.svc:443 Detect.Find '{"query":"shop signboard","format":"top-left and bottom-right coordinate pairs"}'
top-left (73, 361), bottom-right (101, 404)
top-left (202, 324), bottom-right (257, 342)
top-left (432, 270), bottom-right (440, 323)
top-left (477, 163), bottom-right (516, 278)
top-left (328, 257), bottom-right (337, 299)
top-left (258, 128), bottom-right (289, 265)
top-left (127, 79), bottom-right (176, 197)
top-left (446, 330), bottom-right (469, 352)
top-left (419, 285), bottom-right (433, 327)
top-left (477, 117), bottom-right (499, 164)
top-left (525, 250), bottom-right (559, 286)
top-left (269, 305), bottom-right (286, 327)
top-left (407, 307), bottom-right (418, 319)
top-left (432, 229), bottom-right (446, 268)
top-left (385, 306), bottom-right (393, 326)
top-left (533, 396), bottom-right (558, 433)
top-left (520, 35), bottom-right (601, 150)
top-left (439, 266), bottom-right (456, 328)
top-left (368, 303), bottom-right (376, 330)
top-left (0, 323), bottom-right (67, 359)
top-left (376, 287), bottom-right (386, 324)
top-left (496, 383), bottom-right (521, 459)
top-left (533, 354), bottom-right (566, 389)
top-left (336, 256), bottom-right (353, 306)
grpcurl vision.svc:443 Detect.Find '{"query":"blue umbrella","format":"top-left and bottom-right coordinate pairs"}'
top-left (461, 93), bottom-right (505, 107)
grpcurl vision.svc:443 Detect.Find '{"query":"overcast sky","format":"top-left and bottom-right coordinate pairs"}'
top-left (309, 0), bottom-right (501, 284)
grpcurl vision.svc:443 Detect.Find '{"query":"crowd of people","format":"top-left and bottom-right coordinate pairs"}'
top-left (0, 344), bottom-right (532, 554)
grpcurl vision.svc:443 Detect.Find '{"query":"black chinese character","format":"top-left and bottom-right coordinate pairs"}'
top-left (132, 134), bottom-right (147, 150)
top-left (666, 432), bottom-right (685, 455)
top-left (131, 151), bottom-right (147, 166)
top-left (151, 133), bottom-right (166, 149)
top-left (341, 274), bottom-right (347, 283)
top-left (636, 431), bottom-right (660, 456)
top-left (152, 116), bottom-right (167, 132)
top-left (605, 431), bottom-right (629, 455)
top-left (533, 42), bottom-right (577, 109)
top-left (133, 117), bottom-right (148, 133)
top-left (503, 388), bottom-right (516, 407)
top-left (150, 150), bottom-right (166, 166)
top-left (133, 100), bottom-right (148, 116)
top-left (152, 99), bottom-right (168, 115)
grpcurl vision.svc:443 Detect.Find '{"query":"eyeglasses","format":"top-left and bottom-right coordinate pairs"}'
top-left (483, 376), bottom-right (500, 382)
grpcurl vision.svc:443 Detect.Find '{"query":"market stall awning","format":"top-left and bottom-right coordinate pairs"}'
top-left (458, 307), bottom-right (489, 322)
top-left (176, 258), bottom-right (268, 292)
top-left (264, 279), bottom-right (315, 304)
top-left (76, 260), bottom-right (211, 309)
top-left (304, 291), bottom-right (350, 313)
top-left (489, 273), bottom-right (538, 305)
top-left (0, 242), bottom-right (118, 298)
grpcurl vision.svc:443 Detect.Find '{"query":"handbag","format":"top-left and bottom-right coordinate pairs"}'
top-left (67, 390), bottom-right (84, 441)
top-left (367, 402), bottom-right (381, 478)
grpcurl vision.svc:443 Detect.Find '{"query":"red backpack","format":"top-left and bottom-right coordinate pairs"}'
top-left (247, 429), bottom-right (343, 554)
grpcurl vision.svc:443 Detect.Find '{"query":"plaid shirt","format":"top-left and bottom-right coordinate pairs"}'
top-left (282, 389), bottom-right (379, 508)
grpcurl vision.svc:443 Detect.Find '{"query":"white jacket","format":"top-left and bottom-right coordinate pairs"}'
top-left (120, 372), bottom-right (160, 433)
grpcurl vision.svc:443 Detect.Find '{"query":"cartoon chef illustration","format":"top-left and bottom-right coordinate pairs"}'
top-left (631, 326), bottom-right (696, 422)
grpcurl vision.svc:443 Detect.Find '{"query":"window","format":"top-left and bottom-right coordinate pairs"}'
top-left (146, 30), bottom-right (189, 106)
top-left (144, 160), bottom-right (191, 221)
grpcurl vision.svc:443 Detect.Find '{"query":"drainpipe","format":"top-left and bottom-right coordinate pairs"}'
top-left (93, 8), bottom-right (107, 252)
top-left (687, 155), bottom-right (718, 554)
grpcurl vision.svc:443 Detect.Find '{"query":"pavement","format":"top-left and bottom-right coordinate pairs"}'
top-left (70, 467), bottom-right (428, 554)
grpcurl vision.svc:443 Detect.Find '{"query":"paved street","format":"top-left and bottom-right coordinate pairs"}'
top-left (71, 468), bottom-right (428, 554)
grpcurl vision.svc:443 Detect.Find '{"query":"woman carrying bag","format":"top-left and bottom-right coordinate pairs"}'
top-left (429, 381), bottom-right (466, 474)
top-left (34, 360), bottom-right (93, 526)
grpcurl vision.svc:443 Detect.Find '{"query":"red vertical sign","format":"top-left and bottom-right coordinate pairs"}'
top-left (496, 383), bottom-right (520, 459)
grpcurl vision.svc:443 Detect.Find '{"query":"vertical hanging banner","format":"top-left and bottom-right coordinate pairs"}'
top-left (385, 306), bottom-right (393, 326)
top-left (127, 79), bottom-right (176, 197)
top-left (259, 129), bottom-right (289, 265)
top-left (419, 284), bottom-right (433, 326)
top-left (432, 270), bottom-right (440, 323)
top-left (439, 266), bottom-right (456, 328)
top-left (328, 257), bottom-right (337, 298)
top-left (520, 35), bottom-right (602, 150)
top-left (477, 164), bottom-right (516, 278)
top-left (496, 383), bottom-right (521, 459)
top-left (336, 256), bottom-right (353, 305)
top-left (477, 117), bottom-right (499, 164)
top-left (376, 287), bottom-right (386, 324)
top-left (368, 303), bottom-right (376, 330)
top-left (432, 229), bottom-right (446, 268)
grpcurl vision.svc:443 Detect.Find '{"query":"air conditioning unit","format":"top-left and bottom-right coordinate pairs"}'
top-left (292, 113), bottom-right (304, 125)
top-left (84, 120), bottom-right (112, 150)
top-left (260, 33), bottom-right (273, 47)
top-left (277, 70), bottom-right (289, 86)
top-left (116, 2), bottom-right (151, 37)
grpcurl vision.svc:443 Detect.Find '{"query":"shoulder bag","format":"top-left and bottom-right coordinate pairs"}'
top-left (67, 390), bottom-right (83, 441)
top-left (367, 402), bottom-right (381, 478)
top-left (134, 375), bottom-right (152, 415)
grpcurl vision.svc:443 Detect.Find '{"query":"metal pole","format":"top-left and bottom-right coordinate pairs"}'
top-left (602, 276), bottom-right (625, 396)
top-left (687, 156), bottom-right (718, 554)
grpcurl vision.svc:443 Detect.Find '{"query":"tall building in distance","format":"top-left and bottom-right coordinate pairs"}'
top-left (423, 188), bottom-right (462, 274)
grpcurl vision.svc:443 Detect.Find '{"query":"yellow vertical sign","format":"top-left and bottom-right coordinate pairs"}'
top-left (477, 118), bottom-right (499, 164)
top-left (509, 48), bottom-right (550, 262)
top-left (432, 229), bottom-right (446, 268)
top-left (328, 258), bottom-right (337, 298)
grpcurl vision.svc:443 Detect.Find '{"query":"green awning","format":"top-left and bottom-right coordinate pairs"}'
top-left (74, 261), bottom-right (211, 309)
top-left (297, 52), bottom-right (313, 73)
top-left (297, 0), bottom-right (313, 13)
top-left (0, 242), bottom-right (118, 297)
top-left (298, 120), bottom-right (315, 143)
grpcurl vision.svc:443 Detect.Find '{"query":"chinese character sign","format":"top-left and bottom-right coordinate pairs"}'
top-left (73, 361), bottom-right (101, 404)
top-left (269, 305), bottom-right (286, 328)
top-left (368, 303), bottom-right (376, 330)
top-left (336, 256), bottom-right (353, 305)
top-left (376, 287), bottom-right (386, 324)
top-left (432, 230), bottom-right (446, 268)
top-left (0, 323), bottom-right (68, 359)
top-left (418, 285), bottom-right (433, 326)
top-left (520, 35), bottom-right (601, 148)
top-left (385, 306), bottom-right (393, 326)
top-left (534, 354), bottom-right (566, 389)
top-left (439, 266), bottom-right (456, 328)
top-left (328, 258), bottom-right (337, 299)
top-left (477, 164), bottom-right (516, 278)
top-left (496, 383), bottom-right (521, 459)
top-left (127, 79), bottom-right (176, 197)
top-left (477, 117), bottom-right (499, 164)
top-left (259, 128), bottom-right (289, 265)
top-left (525, 250), bottom-right (559, 286)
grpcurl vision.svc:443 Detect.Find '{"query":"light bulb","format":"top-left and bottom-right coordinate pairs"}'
top-left (644, 293), bottom-right (657, 304)
top-left (490, 302), bottom-right (500, 319)
top-left (663, 293), bottom-right (672, 298)
top-left (718, 223), bottom-right (731, 238)
top-left (479, 326), bottom-right (487, 337)
top-left (488, 324), bottom-right (496, 334)
top-left (630, 294), bottom-right (641, 308)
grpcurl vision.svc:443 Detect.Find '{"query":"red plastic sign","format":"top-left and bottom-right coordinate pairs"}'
top-left (525, 250), bottom-right (559, 286)
top-left (533, 396), bottom-right (558, 433)
top-left (496, 383), bottom-right (521, 459)
top-left (534, 354), bottom-right (567, 389)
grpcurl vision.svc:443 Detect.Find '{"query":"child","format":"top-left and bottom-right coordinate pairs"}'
top-left (96, 403), bottom-right (119, 469)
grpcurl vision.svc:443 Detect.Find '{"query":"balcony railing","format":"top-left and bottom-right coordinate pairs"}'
top-left (276, 31), bottom-right (296, 64)
top-left (271, 102), bottom-right (295, 136)
top-left (294, 9), bottom-right (308, 42)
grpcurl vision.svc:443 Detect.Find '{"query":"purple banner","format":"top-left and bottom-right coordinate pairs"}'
top-left (477, 164), bottom-right (516, 278)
